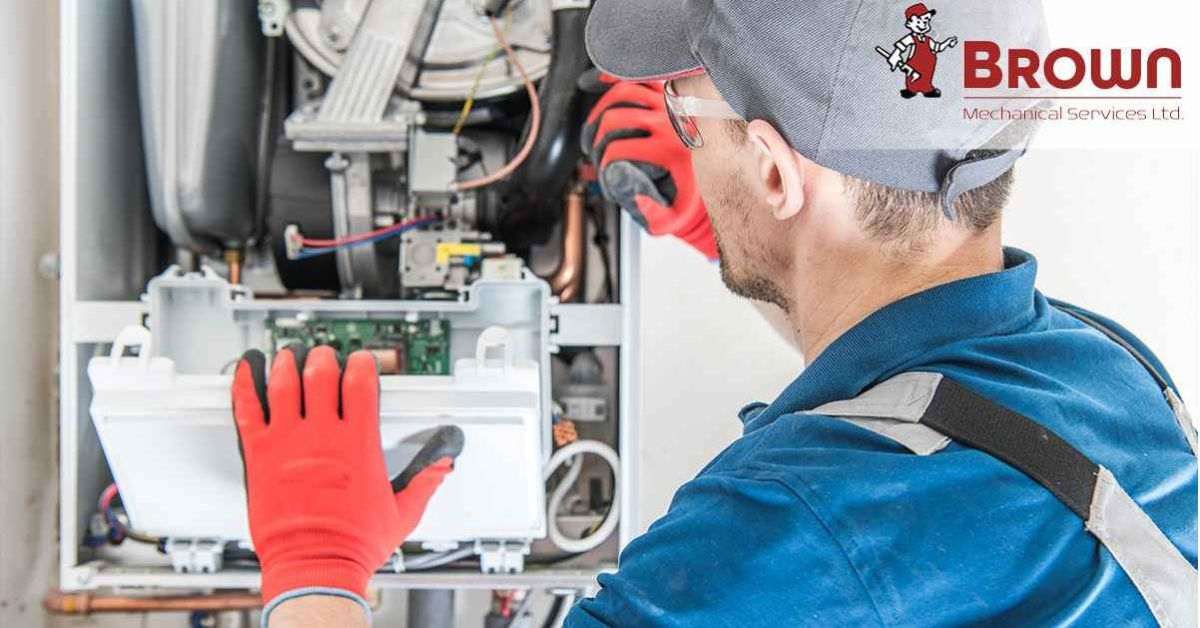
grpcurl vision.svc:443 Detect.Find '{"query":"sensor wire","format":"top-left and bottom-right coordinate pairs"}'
top-left (452, 16), bottom-right (542, 191)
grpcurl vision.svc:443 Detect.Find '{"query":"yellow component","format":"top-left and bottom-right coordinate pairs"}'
top-left (436, 243), bottom-right (483, 265)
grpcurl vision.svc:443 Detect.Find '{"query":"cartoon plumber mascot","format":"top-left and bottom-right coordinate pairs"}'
top-left (886, 3), bottom-right (958, 98)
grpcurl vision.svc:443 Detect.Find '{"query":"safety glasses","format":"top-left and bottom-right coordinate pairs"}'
top-left (663, 79), bottom-right (742, 149)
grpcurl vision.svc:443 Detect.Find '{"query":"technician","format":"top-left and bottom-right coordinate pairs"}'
top-left (230, 1), bottom-right (1198, 626)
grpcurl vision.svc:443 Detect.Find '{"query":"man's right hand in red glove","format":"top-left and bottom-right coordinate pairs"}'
top-left (232, 345), bottom-right (463, 626)
top-left (582, 79), bottom-right (718, 260)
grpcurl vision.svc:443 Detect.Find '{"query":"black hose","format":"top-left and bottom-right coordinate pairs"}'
top-left (489, 8), bottom-right (593, 253)
top-left (253, 35), bottom-right (283, 245)
top-left (541, 595), bottom-right (571, 628)
top-left (483, 0), bottom-right (514, 17)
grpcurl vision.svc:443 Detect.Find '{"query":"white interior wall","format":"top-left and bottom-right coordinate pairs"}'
top-left (633, 238), bottom-right (802, 535)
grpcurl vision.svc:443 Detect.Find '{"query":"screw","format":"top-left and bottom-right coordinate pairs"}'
top-left (38, 252), bottom-right (60, 280)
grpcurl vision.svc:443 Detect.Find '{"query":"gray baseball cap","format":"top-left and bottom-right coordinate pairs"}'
top-left (585, 0), bottom-right (1050, 217)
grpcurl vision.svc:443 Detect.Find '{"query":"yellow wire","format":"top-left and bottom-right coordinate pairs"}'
top-left (451, 50), bottom-right (500, 135)
top-left (451, 7), bottom-right (515, 136)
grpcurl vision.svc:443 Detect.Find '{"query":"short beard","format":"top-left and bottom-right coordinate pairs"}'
top-left (714, 218), bottom-right (792, 313)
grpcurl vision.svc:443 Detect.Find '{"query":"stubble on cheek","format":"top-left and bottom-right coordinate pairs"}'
top-left (704, 166), bottom-right (793, 312)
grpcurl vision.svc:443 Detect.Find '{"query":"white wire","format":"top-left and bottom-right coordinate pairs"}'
top-left (547, 456), bottom-right (584, 542)
top-left (542, 440), bottom-right (621, 555)
top-left (403, 545), bottom-right (474, 571)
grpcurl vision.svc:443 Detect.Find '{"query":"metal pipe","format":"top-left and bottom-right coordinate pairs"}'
top-left (42, 589), bottom-right (261, 614)
top-left (407, 589), bottom-right (455, 628)
top-left (224, 248), bottom-right (244, 285)
top-left (545, 185), bottom-right (586, 302)
top-left (396, 0), bottom-right (449, 92)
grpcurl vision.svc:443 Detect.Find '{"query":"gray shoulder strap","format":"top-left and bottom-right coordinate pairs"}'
top-left (806, 372), bottom-right (1197, 628)
top-left (802, 372), bottom-right (951, 455)
top-left (1165, 388), bottom-right (1197, 454)
top-left (1088, 466), bottom-right (1197, 628)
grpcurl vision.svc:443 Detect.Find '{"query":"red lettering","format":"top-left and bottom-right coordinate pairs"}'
top-left (961, 45), bottom-right (1182, 91)
top-left (1146, 48), bottom-right (1182, 88)
top-left (1091, 49), bottom-right (1142, 89)
top-left (1045, 49), bottom-right (1086, 89)
top-left (964, 41), bottom-right (1002, 88)
top-left (1008, 48), bottom-right (1041, 89)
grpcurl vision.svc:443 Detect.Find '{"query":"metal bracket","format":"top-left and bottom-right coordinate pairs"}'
top-left (318, 0), bottom-right (369, 51)
top-left (286, 98), bottom-right (421, 153)
top-left (164, 539), bottom-right (225, 574)
top-left (284, 0), bottom-right (437, 150)
top-left (550, 0), bottom-right (592, 10)
top-left (326, 152), bottom-right (392, 297)
top-left (395, 0), bottom-right (447, 92)
top-left (385, 548), bottom-right (406, 573)
top-left (63, 564), bottom-right (101, 590)
top-left (257, 0), bottom-right (291, 37)
top-left (549, 304), bottom-right (623, 347)
top-left (474, 540), bottom-right (531, 574)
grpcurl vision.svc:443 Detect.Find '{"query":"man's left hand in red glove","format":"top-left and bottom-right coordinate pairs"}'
top-left (232, 345), bottom-right (463, 626)
top-left (582, 79), bottom-right (718, 260)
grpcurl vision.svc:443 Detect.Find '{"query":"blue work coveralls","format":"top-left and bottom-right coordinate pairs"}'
top-left (566, 248), bottom-right (1197, 626)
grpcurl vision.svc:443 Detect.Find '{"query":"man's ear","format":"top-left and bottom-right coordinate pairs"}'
top-left (746, 119), bottom-right (804, 220)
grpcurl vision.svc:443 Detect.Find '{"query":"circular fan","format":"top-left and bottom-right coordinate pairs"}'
top-left (286, 0), bottom-right (553, 102)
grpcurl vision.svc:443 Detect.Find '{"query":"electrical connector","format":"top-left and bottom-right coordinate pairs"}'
top-left (283, 224), bottom-right (303, 260)
top-left (553, 418), bottom-right (579, 447)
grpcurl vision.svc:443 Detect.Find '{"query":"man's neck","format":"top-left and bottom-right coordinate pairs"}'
top-left (790, 231), bottom-right (1004, 363)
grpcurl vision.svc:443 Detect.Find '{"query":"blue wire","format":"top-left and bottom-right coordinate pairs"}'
top-left (294, 219), bottom-right (439, 261)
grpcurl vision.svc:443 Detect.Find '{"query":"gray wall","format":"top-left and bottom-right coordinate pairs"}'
top-left (0, 0), bottom-right (61, 625)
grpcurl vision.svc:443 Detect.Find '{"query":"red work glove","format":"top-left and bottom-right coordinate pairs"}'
top-left (582, 79), bottom-right (718, 260)
top-left (231, 345), bottom-right (463, 606)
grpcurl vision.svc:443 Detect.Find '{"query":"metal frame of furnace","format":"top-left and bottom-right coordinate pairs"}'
top-left (57, 0), bottom-right (642, 593)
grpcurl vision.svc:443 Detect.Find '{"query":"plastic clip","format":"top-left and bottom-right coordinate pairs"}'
top-left (474, 326), bottom-right (513, 375)
top-left (109, 326), bottom-right (154, 371)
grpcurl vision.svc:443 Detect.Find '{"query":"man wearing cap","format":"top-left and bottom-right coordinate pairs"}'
top-left (242, 1), bottom-right (1196, 626)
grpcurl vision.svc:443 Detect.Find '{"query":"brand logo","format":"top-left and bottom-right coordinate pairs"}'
top-left (964, 43), bottom-right (1182, 90)
top-left (875, 3), bottom-right (959, 99)
top-left (872, 5), bottom-right (1184, 123)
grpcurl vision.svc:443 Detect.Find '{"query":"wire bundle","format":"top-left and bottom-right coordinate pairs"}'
top-left (291, 216), bottom-right (441, 260)
top-left (290, 11), bottom-right (540, 260)
top-left (451, 16), bottom-right (542, 192)
top-left (97, 483), bottom-right (160, 545)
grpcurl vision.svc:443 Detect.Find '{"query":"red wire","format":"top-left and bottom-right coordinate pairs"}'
top-left (99, 483), bottom-right (118, 511)
top-left (451, 17), bottom-right (541, 192)
top-left (299, 216), bottom-right (434, 248)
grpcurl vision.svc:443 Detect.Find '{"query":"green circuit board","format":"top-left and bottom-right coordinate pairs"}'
top-left (403, 320), bottom-right (452, 375)
top-left (268, 318), bottom-right (450, 375)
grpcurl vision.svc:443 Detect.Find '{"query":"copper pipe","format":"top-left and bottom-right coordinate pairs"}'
top-left (544, 185), bottom-right (586, 302)
top-left (224, 248), bottom-right (244, 285)
top-left (43, 589), bottom-right (261, 614)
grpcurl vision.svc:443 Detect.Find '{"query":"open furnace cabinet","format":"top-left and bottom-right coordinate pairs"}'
top-left (58, 0), bottom-right (642, 601)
